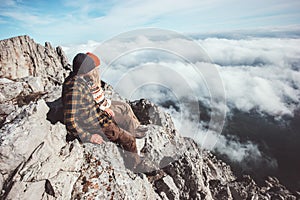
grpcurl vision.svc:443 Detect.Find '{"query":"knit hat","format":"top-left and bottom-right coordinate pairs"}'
top-left (86, 52), bottom-right (100, 67)
top-left (72, 53), bottom-right (96, 75)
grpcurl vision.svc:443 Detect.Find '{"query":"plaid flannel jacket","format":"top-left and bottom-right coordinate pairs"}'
top-left (62, 73), bottom-right (112, 142)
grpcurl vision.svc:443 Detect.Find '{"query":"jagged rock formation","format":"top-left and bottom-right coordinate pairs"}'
top-left (0, 35), bottom-right (298, 200)
top-left (0, 35), bottom-right (70, 126)
top-left (0, 35), bottom-right (69, 81)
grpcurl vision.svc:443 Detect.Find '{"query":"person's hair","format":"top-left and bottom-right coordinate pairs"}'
top-left (83, 68), bottom-right (101, 88)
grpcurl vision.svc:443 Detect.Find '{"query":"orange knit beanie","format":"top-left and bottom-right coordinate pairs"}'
top-left (86, 52), bottom-right (100, 67)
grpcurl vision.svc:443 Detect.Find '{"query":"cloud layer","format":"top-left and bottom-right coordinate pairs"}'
top-left (199, 38), bottom-right (300, 117)
top-left (63, 34), bottom-right (300, 164)
top-left (64, 35), bottom-right (300, 117)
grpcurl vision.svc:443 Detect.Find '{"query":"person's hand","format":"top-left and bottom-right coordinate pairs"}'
top-left (90, 134), bottom-right (104, 144)
top-left (105, 108), bottom-right (115, 117)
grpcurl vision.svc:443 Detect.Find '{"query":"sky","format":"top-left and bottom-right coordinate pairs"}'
top-left (0, 0), bottom-right (300, 45)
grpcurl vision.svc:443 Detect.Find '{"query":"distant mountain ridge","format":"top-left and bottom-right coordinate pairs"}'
top-left (0, 35), bottom-right (298, 199)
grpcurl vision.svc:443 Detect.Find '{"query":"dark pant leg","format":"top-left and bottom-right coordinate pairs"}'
top-left (102, 121), bottom-right (140, 168)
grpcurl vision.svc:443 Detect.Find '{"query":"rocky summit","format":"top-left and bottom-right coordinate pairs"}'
top-left (0, 35), bottom-right (298, 200)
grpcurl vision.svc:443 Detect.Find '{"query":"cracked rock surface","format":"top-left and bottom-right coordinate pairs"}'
top-left (0, 36), bottom-right (298, 200)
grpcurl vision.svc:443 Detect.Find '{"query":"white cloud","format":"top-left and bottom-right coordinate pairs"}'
top-left (224, 67), bottom-right (299, 116)
top-left (197, 129), bottom-right (262, 162)
top-left (62, 40), bottom-right (100, 61)
top-left (67, 34), bottom-right (300, 117)
top-left (164, 103), bottom-right (277, 167)
top-left (199, 38), bottom-right (300, 117)
top-left (0, 0), bottom-right (16, 6)
top-left (0, 10), bottom-right (54, 25)
top-left (63, 35), bottom-right (300, 118)
top-left (199, 38), bottom-right (300, 66)
top-left (63, 34), bottom-right (300, 164)
top-left (2, 0), bottom-right (300, 45)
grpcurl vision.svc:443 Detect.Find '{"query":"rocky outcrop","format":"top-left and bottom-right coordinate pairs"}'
top-left (0, 35), bottom-right (69, 81)
top-left (0, 36), bottom-right (298, 200)
top-left (0, 100), bottom-right (83, 199)
top-left (0, 35), bottom-right (70, 126)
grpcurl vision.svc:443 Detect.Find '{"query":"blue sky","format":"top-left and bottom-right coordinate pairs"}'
top-left (0, 0), bottom-right (300, 45)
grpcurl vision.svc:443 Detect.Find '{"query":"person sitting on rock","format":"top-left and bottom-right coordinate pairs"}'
top-left (62, 52), bottom-right (153, 172)
top-left (84, 52), bottom-right (148, 139)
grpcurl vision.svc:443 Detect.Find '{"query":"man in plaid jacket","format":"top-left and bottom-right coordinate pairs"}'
top-left (62, 52), bottom-right (150, 171)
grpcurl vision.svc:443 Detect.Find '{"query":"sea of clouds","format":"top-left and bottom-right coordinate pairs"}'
top-left (62, 32), bottom-right (300, 166)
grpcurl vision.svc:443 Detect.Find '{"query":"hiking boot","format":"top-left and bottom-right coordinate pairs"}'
top-left (132, 131), bottom-right (147, 139)
top-left (135, 125), bottom-right (148, 132)
top-left (132, 125), bottom-right (148, 139)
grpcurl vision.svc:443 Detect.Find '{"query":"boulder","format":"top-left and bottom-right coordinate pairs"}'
top-left (0, 100), bottom-right (84, 199)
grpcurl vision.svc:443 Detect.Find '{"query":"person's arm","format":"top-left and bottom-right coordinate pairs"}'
top-left (64, 81), bottom-right (104, 144)
top-left (64, 83), bottom-right (92, 142)
top-left (89, 83), bottom-right (114, 118)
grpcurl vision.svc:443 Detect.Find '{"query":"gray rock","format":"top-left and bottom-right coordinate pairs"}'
top-left (25, 76), bottom-right (44, 92)
top-left (72, 142), bottom-right (161, 200)
top-left (0, 103), bottom-right (15, 115)
top-left (0, 35), bottom-right (70, 83)
top-left (0, 100), bottom-right (84, 199)
top-left (0, 35), bottom-right (71, 106)
top-left (0, 103), bottom-right (16, 125)
top-left (0, 78), bottom-right (24, 103)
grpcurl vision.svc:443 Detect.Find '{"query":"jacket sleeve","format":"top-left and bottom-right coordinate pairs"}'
top-left (63, 82), bottom-right (92, 142)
